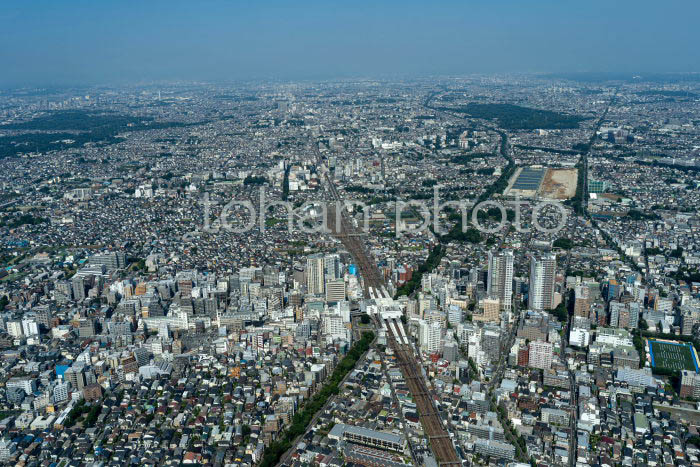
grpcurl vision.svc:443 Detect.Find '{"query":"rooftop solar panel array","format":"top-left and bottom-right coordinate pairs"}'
top-left (512, 168), bottom-right (545, 190)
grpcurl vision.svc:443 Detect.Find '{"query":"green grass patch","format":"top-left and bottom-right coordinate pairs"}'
top-left (650, 340), bottom-right (697, 372)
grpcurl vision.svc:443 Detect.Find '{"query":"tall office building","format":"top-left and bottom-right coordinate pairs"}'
top-left (619, 302), bottom-right (640, 329)
top-left (324, 254), bottom-right (341, 280)
top-left (306, 254), bottom-right (325, 296)
top-left (487, 250), bottom-right (514, 312)
top-left (34, 305), bottom-right (53, 330)
top-left (482, 327), bottom-right (501, 362)
top-left (529, 254), bottom-right (556, 311)
top-left (64, 366), bottom-right (87, 391)
top-left (72, 276), bottom-right (86, 302)
top-left (606, 279), bottom-right (621, 301)
top-left (325, 278), bottom-right (346, 303)
top-left (610, 301), bottom-right (640, 329)
top-left (56, 280), bottom-right (73, 301)
top-left (263, 266), bottom-right (280, 286)
top-left (682, 306), bottom-right (700, 336)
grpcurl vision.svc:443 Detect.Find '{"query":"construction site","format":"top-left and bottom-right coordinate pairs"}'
top-left (540, 168), bottom-right (578, 199)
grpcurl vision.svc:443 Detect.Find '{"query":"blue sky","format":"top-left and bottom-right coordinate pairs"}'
top-left (1, 0), bottom-right (698, 86)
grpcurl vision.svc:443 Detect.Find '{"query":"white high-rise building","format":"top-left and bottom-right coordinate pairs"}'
top-left (323, 314), bottom-right (348, 341)
top-left (22, 319), bottom-right (40, 337)
top-left (487, 250), bottom-right (514, 311)
top-left (419, 320), bottom-right (443, 354)
top-left (528, 341), bottom-right (553, 370)
top-left (6, 321), bottom-right (23, 338)
top-left (458, 322), bottom-right (478, 345)
top-left (447, 305), bottom-right (463, 326)
top-left (6, 377), bottom-right (36, 396)
top-left (569, 328), bottom-right (590, 347)
top-left (529, 253), bottom-right (556, 311)
top-left (306, 254), bottom-right (325, 295)
top-left (0, 439), bottom-right (17, 462)
top-left (53, 381), bottom-right (69, 403)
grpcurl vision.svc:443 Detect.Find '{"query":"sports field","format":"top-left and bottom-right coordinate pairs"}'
top-left (649, 340), bottom-right (699, 372)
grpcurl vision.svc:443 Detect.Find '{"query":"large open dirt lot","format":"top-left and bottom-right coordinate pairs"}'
top-left (540, 168), bottom-right (578, 199)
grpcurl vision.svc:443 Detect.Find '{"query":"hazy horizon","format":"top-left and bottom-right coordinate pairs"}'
top-left (1, 0), bottom-right (698, 87)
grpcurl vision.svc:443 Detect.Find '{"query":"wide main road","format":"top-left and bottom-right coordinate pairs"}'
top-left (312, 142), bottom-right (462, 466)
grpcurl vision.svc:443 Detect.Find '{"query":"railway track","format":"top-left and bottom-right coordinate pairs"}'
top-left (383, 321), bottom-right (461, 465)
top-left (313, 141), bottom-right (462, 465)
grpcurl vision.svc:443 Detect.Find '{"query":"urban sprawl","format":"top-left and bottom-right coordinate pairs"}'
top-left (0, 75), bottom-right (699, 467)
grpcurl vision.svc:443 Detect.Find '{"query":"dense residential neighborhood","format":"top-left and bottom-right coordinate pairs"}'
top-left (0, 71), bottom-right (699, 467)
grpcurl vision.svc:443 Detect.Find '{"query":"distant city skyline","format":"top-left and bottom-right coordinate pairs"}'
top-left (1, 0), bottom-right (698, 87)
